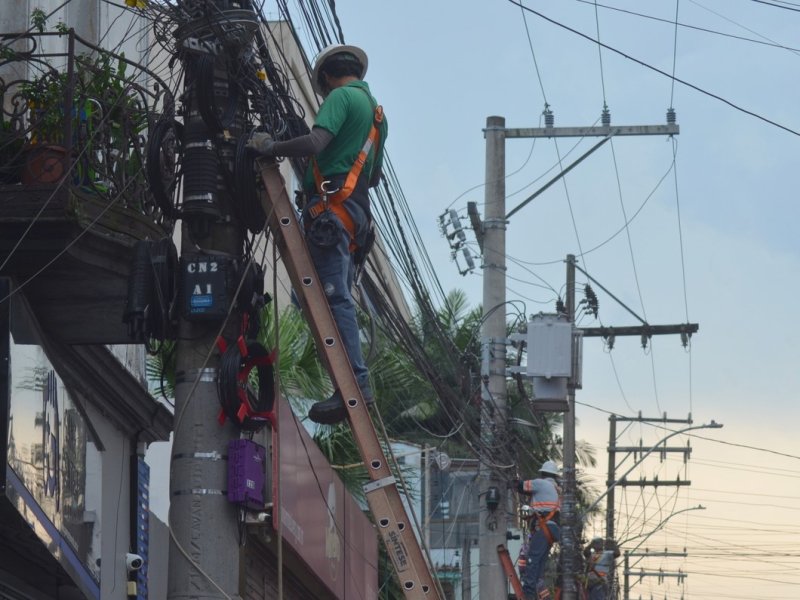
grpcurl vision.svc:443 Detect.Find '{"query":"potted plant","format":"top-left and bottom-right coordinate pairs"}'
top-left (16, 13), bottom-right (72, 183)
top-left (15, 11), bottom-right (148, 189)
top-left (18, 66), bottom-right (72, 183)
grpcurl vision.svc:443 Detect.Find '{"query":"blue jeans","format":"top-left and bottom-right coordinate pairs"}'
top-left (302, 193), bottom-right (372, 397)
top-left (521, 520), bottom-right (560, 597)
top-left (588, 581), bottom-right (608, 600)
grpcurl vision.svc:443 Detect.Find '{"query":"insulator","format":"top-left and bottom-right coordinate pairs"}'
top-left (449, 208), bottom-right (466, 243)
top-left (667, 107), bottom-right (676, 124)
top-left (544, 107), bottom-right (554, 128)
top-left (462, 247), bottom-right (475, 272)
top-left (601, 106), bottom-right (611, 126)
top-left (606, 334), bottom-right (615, 350)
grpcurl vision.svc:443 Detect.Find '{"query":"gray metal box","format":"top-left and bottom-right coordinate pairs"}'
top-left (527, 313), bottom-right (572, 378)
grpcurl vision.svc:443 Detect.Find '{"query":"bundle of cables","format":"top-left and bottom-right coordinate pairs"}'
top-left (233, 131), bottom-right (267, 233)
top-left (146, 116), bottom-right (183, 219)
top-left (217, 336), bottom-right (276, 432)
top-left (196, 53), bottom-right (240, 134)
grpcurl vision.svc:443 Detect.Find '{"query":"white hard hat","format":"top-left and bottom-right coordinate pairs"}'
top-left (311, 44), bottom-right (368, 97)
top-left (539, 460), bottom-right (560, 477)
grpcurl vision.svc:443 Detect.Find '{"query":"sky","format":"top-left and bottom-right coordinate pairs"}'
top-left (298, 1), bottom-right (800, 599)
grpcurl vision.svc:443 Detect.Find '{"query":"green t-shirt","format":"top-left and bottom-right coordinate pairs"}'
top-left (303, 80), bottom-right (388, 192)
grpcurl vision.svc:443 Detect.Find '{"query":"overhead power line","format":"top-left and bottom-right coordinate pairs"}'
top-left (572, 0), bottom-right (800, 53)
top-left (508, 0), bottom-right (800, 137)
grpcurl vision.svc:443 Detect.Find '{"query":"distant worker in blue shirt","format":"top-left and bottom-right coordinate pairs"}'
top-left (513, 460), bottom-right (562, 599)
top-left (584, 537), bottom-right (620, 600)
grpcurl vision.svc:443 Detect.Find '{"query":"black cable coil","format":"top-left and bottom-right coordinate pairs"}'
top-left (218, 339), bottom-right (275, 432)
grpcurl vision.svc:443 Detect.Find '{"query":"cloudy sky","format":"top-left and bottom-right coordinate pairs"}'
top-left (315, 1), bottom-right (800, 598)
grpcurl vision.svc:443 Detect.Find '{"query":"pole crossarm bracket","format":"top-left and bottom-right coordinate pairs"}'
top-left (505, 134), bottom-right (614, 219)
top-left (617, 478), bottom-right (691, 487)
top-left (611, 446), bottom-right (692, 454)
top-left (626, 552), bottom-right (688, 558)
top-left (612, 414), bottom-right (693, 424)
top-left (580, 324), bottom-right (699, 338)
top-left (503, 123), bottom-right (679, 139)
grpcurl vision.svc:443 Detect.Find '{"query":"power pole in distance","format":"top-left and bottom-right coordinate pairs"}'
top-left (504, 115), bottom-right (680, 600)
top-left (605, 414), bottom-right (693, 595)
top-left (478, 115), bottom-right (509, 599)
top-left (475, 113), bottom-right (680, 599)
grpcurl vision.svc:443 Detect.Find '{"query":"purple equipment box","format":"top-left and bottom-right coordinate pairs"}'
top-left (228, 439), bottom-right (266, 510)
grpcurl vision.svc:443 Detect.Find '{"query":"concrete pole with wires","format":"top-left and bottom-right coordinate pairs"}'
top-left (478, 115), bottom-right (509, 599)
top-left (167, 6), bottom-right (246, 600)
top-left (561, 254), bottom-right (579, 600)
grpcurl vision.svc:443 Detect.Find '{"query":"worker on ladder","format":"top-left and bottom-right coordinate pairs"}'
top-left (513, 460), bottom-right (562, 600)
top-left (248, 43), bottom-right (388, 424)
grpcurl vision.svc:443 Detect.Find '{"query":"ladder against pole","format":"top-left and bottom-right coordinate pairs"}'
top-left (257, 161), bottom-right (441, 599)
top-left (498, 544), bottom-right (526, 599)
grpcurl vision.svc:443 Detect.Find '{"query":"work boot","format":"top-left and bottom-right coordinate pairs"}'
top-left (308, 387), bottom-right (374, 425)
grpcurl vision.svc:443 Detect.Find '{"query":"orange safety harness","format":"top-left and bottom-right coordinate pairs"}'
top-left (535, 508), bottom-right (559, 546)
top-left (308, 104), bottom-right (384, 252)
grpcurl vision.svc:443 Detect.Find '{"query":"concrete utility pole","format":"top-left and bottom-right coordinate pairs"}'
top-left (461, 535), bottom-right (472, 599)
top-left (167, 4), bottom-right (245, 599)
top-left (478, 115), bottom-right (509, 598)
top-left (473, 113), bottom-right (681, 599)
top-left (561, 255), bottom-right (578, 599)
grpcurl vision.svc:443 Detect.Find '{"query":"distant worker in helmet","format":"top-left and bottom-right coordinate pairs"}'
top-left (248, 44), bottom-right (387, 424)
top-left (512, 460), bottom-right (562, 600)
top-left (583, 537), bottom-right (620, 600)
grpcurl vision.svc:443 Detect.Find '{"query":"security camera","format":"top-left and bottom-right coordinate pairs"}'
top-left (126, 553), bottom-right (144, 572)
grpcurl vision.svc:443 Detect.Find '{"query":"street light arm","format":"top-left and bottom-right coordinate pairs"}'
top-left (621, 504), bottom-right (706, 553)
top-left (581, 421), bottom-right (722, 520)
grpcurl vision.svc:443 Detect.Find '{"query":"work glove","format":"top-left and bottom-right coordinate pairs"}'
top-left (507, 478), bottom-right (521, 490)
top-left (246, 131), bottom-right (276, 156)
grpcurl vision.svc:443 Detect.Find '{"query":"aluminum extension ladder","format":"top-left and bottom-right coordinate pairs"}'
top-left (258, 161), bottom-right (442, 599)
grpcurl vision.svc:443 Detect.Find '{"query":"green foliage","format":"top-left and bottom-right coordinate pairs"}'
top-left (145, 341), bottom-right (176, 401)
top-left (19, 69), bottom-right (70, 143)
top-left (257, 302), bottom-right (332, 407)
top-left (30, 8), bottom-right (47, 34)
top-left (19, 13), bottom-right (146, 153)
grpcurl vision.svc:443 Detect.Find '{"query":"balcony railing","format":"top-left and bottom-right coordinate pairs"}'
top-left (0, 28), bottom-right (176, 230)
